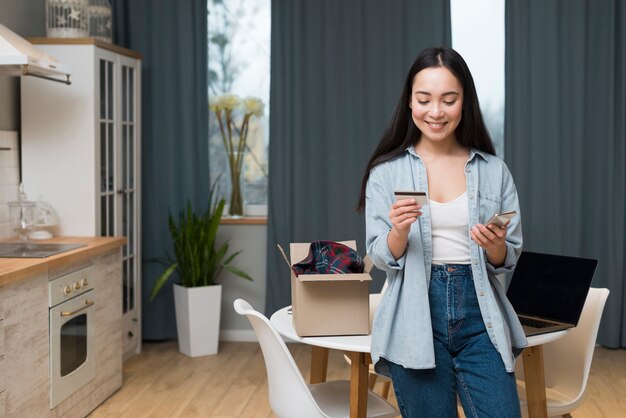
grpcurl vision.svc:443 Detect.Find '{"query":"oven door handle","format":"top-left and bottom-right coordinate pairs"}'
top-left (60, 299), bottom-right (95, 317)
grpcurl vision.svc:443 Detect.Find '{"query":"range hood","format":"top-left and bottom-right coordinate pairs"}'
top-left (0, 24), bottom-right (71, 85)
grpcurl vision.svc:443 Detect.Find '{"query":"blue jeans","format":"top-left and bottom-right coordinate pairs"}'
top-left (388, 264), bottom-right (521, 418)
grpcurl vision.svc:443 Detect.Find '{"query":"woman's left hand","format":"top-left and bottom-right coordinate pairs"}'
top-left (470, 222), bottom-right (508, 250)
top-left (471, 222), bottom-right (509, 267)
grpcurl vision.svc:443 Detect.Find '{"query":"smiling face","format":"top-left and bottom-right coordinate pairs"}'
top-left (409, 66), bottom-right (464, 145)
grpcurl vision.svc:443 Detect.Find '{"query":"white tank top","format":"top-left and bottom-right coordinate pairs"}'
top-left (430, 192), bottom-right (471, 265)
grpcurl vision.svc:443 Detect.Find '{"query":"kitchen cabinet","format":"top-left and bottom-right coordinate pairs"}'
top-left (21, 39), bottom-right (142, 360)
top-left (0, 237), bottom-right (124, 417)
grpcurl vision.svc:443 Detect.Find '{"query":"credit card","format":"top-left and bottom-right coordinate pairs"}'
top-left (394, 191), bottom-right (427, 205)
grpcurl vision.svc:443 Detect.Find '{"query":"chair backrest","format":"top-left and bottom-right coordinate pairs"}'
top-left (516, 288), bottom-right (610, 401)
top-left (233, 299), bottom-right (327, 418)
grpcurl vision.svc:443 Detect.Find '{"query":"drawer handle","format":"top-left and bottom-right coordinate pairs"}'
top-left (60, 300), bottom-right (95, 317)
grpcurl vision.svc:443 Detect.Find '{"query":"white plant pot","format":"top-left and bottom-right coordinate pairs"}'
top-left (173, 283), bottom-right (222, 357)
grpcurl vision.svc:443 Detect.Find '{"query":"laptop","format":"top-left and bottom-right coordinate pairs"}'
top-left (506, 251), bottom-right (598, 336)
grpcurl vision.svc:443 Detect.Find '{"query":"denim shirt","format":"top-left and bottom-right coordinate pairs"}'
top-left (366, 147), bottom-right (527, 375)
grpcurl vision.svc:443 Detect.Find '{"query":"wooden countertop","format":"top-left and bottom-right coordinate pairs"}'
top-left (0, 236), bottom-right (126, 287)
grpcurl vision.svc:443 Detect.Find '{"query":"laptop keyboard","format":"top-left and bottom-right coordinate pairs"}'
top-left (519, 317), bottom-right (555, 328)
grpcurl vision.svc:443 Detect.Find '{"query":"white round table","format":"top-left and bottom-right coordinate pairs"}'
top-left (270, 305), bottom-right (567, 418)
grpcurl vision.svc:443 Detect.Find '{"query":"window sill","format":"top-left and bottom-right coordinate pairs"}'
top-left (220, 216), bottom-right (267, 225)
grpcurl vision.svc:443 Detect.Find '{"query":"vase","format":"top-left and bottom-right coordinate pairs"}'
top-left (228, 154), bottom-right (244, 217)
top-left (173, 283), bottom-right (222, 357)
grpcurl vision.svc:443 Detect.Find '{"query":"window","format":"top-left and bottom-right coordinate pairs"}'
top-left (451, 0), bottom-right (505, 157)
top-left (208, 2), bottom-right (504, 215)
top-left (208, 0), bottom-right (271, 215)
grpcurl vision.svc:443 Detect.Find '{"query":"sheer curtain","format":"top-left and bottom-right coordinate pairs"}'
top-left (266, 0), bottom-right (452, 315)
top-left (505, 0), bottom-right (625, 347)
top-left (112, 0), bottom-right (210, 339)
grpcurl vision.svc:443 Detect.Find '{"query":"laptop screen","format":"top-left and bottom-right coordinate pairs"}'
top-left (506, 251), bottom-right (598, 325)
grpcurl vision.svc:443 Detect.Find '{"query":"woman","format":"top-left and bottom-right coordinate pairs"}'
top-left (357, 47), bottom-right (527, 417)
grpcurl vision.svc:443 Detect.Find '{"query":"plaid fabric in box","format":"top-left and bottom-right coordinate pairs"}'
top-left (292, 240), bottom-right (365, 276)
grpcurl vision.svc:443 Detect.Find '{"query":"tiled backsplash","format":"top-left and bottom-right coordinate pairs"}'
top-left (0, 131), bottom-right (20, 239)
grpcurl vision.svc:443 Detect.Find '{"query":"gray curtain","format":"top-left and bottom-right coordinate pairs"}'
top-left (266, 0), bottom-right (451, 315)
top-left (505, 0), bottom-right (625, 347)
top-left (112, 0), bottom-right (210, 340)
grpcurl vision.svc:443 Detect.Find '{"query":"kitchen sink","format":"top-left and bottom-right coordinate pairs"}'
top-left (0, 242), bottom-right (87, 258)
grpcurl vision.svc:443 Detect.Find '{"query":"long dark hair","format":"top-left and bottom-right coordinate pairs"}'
top-left (356, 47), bottom-right (495, 211)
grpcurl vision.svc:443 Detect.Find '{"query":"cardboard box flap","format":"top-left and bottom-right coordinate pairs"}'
top-left (276, 244), bottom-right (292, 269)
top-left (364, 255), bottom-right (373, 273)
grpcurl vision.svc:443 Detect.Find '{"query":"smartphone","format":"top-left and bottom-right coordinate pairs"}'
top-left (486, 210), bottom-right (516, 228)
top-left (394, 191), bottom-right (427, 206)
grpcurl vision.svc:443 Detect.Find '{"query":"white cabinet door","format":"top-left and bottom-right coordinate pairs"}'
top-left (22, 40), bottom-right (142, 360)
top-left (117, 53), bottom-right (141, 359)
top-left (96, 48), bottom-right (142, 359)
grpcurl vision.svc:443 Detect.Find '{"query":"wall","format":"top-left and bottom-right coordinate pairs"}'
top-left (218, 223), bottom-right (267, 341)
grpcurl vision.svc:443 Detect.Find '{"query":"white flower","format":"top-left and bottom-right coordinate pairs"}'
top-left (209, 94), bottom-right (240, 112)
top-left (242, 97), bottom-right (264, 117)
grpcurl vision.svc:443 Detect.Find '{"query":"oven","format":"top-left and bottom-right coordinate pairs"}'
top-left (48, 266), bottom-right (96, 409)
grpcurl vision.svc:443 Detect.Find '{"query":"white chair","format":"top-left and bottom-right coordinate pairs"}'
top-left (233, 299), bottom-right (398, 418)
top-left (515, 287), bottom-right (610, 418)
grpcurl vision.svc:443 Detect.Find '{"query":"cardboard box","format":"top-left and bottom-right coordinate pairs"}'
top-left (277, 240), bottom-right (372, 337)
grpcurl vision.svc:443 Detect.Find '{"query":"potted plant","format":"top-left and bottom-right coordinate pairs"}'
top-left (149, 183), bottom-right (252, 357)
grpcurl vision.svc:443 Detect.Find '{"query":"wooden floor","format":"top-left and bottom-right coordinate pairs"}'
top-left (90, 341), bottom-right (626, 418)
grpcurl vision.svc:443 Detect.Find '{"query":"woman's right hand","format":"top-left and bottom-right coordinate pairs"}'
top-left (389, 198), bottom-right (421, 236)
top-left (387, 198), bottom-right (421, 260)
